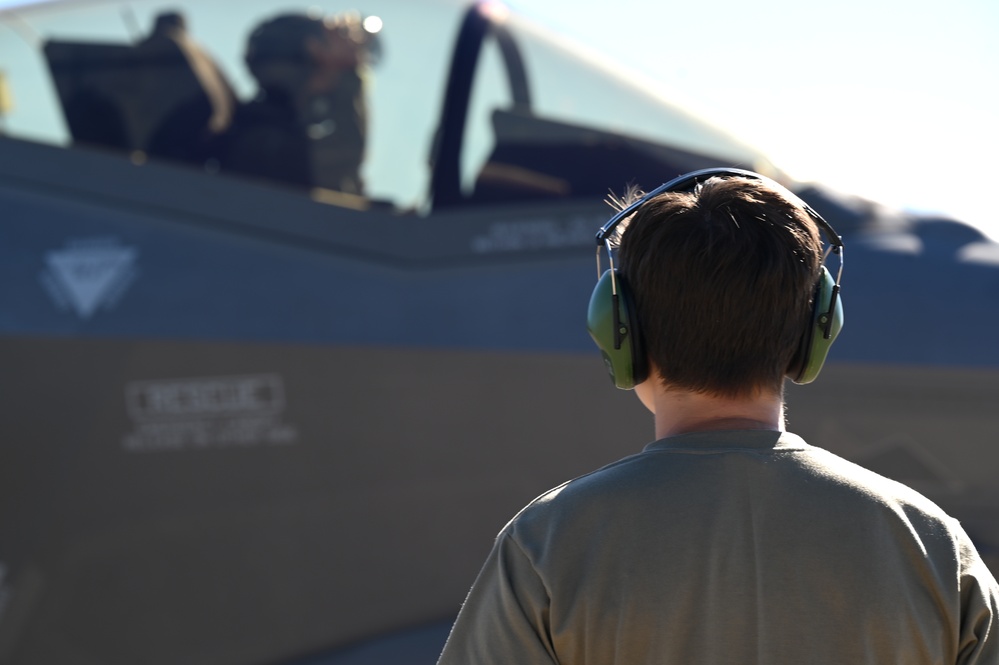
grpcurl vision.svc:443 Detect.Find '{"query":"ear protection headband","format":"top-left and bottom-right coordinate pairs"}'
top-left (586, 167), bottom-right (844, 390)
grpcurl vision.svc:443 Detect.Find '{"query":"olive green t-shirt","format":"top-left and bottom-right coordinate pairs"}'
top-left (438, 430), bottom-right (998, 664)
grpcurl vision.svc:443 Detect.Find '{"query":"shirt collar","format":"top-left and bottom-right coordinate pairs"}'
top-left (644, 429), bottom-right (810, 453)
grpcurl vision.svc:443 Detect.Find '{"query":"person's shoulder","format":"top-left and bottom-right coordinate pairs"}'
top-left (789, 434), bottom-right (959, 526)
top-left (501, 449), bottom-right (658, 540)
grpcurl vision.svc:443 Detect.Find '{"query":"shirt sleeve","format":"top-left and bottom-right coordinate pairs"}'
top-left (955, 529), bottom-right (999, 665)
top-left (437, 529), bottom-right (557, 665)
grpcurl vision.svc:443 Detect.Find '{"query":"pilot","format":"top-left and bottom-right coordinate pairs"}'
top-left (218, 12), bottom-right (376, 194)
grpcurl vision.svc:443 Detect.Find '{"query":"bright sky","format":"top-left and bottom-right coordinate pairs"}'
top-left (511, 0), bottom-right (999, 240)
top-left (2, 0), bottom-right (997, 238)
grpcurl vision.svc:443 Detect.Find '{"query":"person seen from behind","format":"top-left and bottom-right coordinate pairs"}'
top-left (436, 168), bottom-right (999, 665)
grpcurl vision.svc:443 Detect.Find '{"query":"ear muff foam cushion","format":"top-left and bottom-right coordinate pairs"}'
top-left (787, 266), bottom-right (844, 384)
top-left (586, 270), bottom-right (647, 390)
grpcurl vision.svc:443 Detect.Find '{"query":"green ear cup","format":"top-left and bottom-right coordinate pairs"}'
top-left (789, 266), bottom-right (844, 384)
top-left (586, 270), bottom-right (647, 390)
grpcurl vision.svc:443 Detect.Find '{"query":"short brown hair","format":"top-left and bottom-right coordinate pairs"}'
top-left (616, 176), bottom-right (822, 397)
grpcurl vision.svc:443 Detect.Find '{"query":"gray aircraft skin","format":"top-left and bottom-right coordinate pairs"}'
top-left (1, 0), bottom-right (997, 663)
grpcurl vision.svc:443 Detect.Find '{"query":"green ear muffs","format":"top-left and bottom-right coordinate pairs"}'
top-left (786, 266), bottom-right (844, 384)
top-left (588, 167), bottom-right (845, 391)
top-left (586, 269), bottom-right (647, 390)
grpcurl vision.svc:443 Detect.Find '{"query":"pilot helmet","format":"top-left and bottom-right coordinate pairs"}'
top-left (245, 12), bottom-right (381, 74)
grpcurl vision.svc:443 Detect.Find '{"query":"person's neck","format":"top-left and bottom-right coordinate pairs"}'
top-left (642, 382), bottom-right (785, 440)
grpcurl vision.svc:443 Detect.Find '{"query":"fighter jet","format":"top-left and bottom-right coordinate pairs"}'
top-left (1, 0), bottom-right (997, 663)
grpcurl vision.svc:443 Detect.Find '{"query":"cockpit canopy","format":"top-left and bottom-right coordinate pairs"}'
top-left (0, 0), bottom-right (776, 212)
